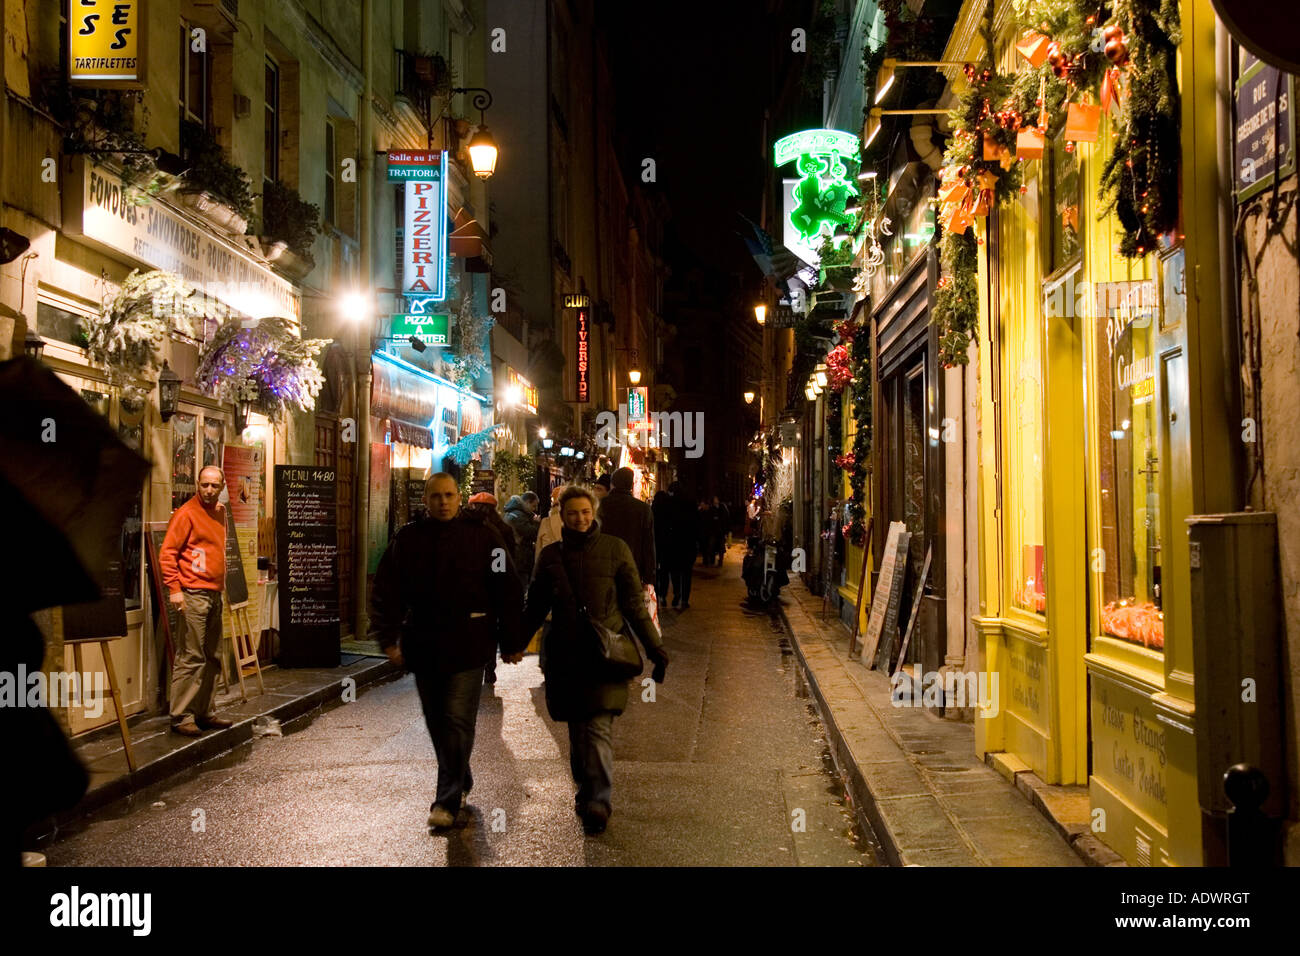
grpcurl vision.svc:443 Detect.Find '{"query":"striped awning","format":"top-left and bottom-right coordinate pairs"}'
top-left (388, 417), bottom-right (433, 448)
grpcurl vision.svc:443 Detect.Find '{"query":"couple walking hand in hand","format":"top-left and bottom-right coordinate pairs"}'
top-left (369, 475), bottom-right (669, 836)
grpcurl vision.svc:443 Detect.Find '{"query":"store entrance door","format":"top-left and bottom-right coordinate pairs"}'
top-left (315, 414), bottom-right (355, 637)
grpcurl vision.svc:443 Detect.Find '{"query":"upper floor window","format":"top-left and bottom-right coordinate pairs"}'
top-left (179, 21), bottom-right (210, 128)
top-left (324, 119), bottom-right (337, 226)
top-left (264, 57), bottom-right (280, 184)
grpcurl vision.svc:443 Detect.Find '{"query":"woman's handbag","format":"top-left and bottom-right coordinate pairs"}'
top-left (577, 603), bottom-right (644, 680)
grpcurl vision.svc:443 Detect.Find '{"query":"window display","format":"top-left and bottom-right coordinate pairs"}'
top-left (1094, 277), bottom-right (1163, 650)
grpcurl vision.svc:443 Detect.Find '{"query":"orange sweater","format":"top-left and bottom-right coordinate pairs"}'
top-left (160, 496), bottom-right (227, 593)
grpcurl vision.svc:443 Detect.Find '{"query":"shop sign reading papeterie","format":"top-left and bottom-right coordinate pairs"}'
top-left (63, 159), bottom-right (300, 323)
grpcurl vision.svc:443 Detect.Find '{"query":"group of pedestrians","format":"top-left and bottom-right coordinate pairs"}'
top-left (156, 464), bottom-right (687, 837)
top-left (650, 484), bottom-right (733, 608)
top-left (369, 469), bottom-right (669, 837)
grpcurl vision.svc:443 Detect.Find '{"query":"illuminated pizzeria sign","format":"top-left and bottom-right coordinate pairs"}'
top-left (402, 151), bottom-right (448, 301)
top-left (69, 0), bottom-right (143, 86)
top-left (773, 128), bottom-right (860, 244)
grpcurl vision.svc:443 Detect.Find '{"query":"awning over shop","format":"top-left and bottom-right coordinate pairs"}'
top-left (450, 207), bottom-right (492, 263)
top-left (388, 417), bottom-right (433, 448)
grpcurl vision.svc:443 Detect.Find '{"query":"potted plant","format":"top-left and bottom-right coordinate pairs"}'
top-left (814, 237), bottom-right (854, 291)
top-left (260, 179), bottom-right (322, 282)
top-left (178, 121), bottom-right (255, 234)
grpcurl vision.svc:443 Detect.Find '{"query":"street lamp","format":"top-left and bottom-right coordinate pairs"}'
top-left (743, 390), bottom-right (756, 405)
top-left (628, 367), bottom-right (642, 385)
top-left (538, 427), bottom-right (548, 440)
top-left (23, 325), bottom-right (45, 360)
top-left (814, 364), bottom-right (829, 389)
top-left (157, 360), bottom-right (182, 422)
top-left (754, 304), bottom-right (767, 325)
top-left (452, 88), bottom-right (498, 180)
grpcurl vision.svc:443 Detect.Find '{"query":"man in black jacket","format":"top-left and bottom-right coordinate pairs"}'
top-left (369, 473), bottom-right (526, 830)
top-left (596, 468), bottom-right (656, 585)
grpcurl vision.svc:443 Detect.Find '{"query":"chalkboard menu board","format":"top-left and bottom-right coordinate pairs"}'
top-left (275, 465), bottom-right (341, 667)
top-left (62, 527), bottom-right (127, 642)
top-left (406, 478), bottom-right (426, 523)
top-left (860, 521), bottom-right (910, 668)
top-left (223, 507), bottom-right (249, 605)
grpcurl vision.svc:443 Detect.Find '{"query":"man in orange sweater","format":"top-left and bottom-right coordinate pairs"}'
top-left (160, 465), bottom-right (234, 737)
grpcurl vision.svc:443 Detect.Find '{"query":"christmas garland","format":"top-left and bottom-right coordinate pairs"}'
top-left (932, 0), bottom-right (1181, 362)
top-left (196, 314), bottom-right (330, 421)
top-left (839, 317), bottom-right (871, 545)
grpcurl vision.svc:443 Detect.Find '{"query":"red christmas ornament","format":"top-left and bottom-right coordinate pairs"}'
top-left (1104, 36), bottom-right (1129, 66)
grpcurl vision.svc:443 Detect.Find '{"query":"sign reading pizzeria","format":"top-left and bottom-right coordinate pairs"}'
top-left (402, 151), bottom-right (448, 301)
top-left (69, 0), bottom-right (143, 87)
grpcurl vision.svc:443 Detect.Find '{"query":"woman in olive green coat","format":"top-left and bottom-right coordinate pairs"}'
top-left (523, 485), bottom-right (669, 834)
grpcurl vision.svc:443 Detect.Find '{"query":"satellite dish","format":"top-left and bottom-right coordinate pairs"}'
top-left (1212, 0), bottom-right (1300, 73)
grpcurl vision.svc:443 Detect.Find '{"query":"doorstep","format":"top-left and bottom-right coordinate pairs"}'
top-left (779, 577), bottom-right (1090, 867)
top-left (25, 656), bottom-right (401, 848)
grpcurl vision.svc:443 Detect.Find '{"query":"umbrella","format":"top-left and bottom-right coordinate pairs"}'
top-left (0, 357), bottom-right (151, 615)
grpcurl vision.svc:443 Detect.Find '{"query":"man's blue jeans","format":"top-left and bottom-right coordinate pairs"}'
top-left (414, 668), bottom-right (483, 813)
top-left (568, 711), bottom-right (616, 812)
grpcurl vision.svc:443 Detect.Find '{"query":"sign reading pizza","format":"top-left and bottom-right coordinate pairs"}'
top-left (69, 0), bottom-right (143, 86)
top-left (402, 151), bottom-right (447, 301)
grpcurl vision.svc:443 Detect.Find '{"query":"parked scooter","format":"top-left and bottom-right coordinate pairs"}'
top-left (742, 532), bottom-right (790, 607)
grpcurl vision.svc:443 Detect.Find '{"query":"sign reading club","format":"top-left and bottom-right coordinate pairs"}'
top-left (392, 150), bottom-right (448, 302)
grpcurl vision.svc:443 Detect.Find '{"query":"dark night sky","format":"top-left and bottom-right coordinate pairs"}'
top-left (604, 1), bottom-right (822, 277)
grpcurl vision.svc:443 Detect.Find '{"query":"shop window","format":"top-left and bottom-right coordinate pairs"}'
top-left (77, 385), bottom-right (144, 612)
top-left (1003, 170), bottom-right (1048, 616)
top-left (1094, 276), bottom-right (1163, 650)
top-left (171, 409), bottom-right (225, 513)
top-left (324, 119), bottom-right (337, 226)
top-left (1046, 132), bottom-right (1081, 274)
top-left (264, 57), bottom-right (280, 185)
top-left (902, 361), bottom-right (925, 548)
top-left (36, 302), bottom-right (89, 349)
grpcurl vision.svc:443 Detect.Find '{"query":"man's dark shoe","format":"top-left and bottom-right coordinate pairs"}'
top-left (197, 715), bottom-right (234, 729)
top-left (171, 720), bottom-right (203, 737)
top-left (581, 803), bottom-right (610, 835)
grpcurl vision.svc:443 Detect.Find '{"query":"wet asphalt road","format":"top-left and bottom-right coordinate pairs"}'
top-left (45, 546), bottom-right (881, 866)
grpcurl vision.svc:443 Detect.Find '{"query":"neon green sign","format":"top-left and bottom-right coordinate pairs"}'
top-left (774, 128), bottom-right (860, 243)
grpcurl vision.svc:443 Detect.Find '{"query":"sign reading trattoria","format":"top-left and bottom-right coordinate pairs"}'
top-left (402, 151), bottom-right (448, 300)
top-left (63, 159), bottom-right (300, 323)
top-left (387, 150), bottom-right (443, 182)
top-left (69, 0), bottom-right (143, 86)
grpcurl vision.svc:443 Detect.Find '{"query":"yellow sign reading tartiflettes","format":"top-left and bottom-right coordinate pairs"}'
top-left (69, 0), bottom-right (143, 86)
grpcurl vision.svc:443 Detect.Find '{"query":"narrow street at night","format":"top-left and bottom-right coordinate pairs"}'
top-left (41, 550), bottom-right (877, 867)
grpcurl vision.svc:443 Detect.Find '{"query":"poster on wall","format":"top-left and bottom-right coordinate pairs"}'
top-left (274, 466), bottom-right (340, 668)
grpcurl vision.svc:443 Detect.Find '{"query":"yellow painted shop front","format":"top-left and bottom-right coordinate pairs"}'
top-left (966, 0), bottom-right (1231, 866)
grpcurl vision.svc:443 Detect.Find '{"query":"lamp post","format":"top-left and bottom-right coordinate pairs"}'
top-left (451, 87), bottom-right (498, 179)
